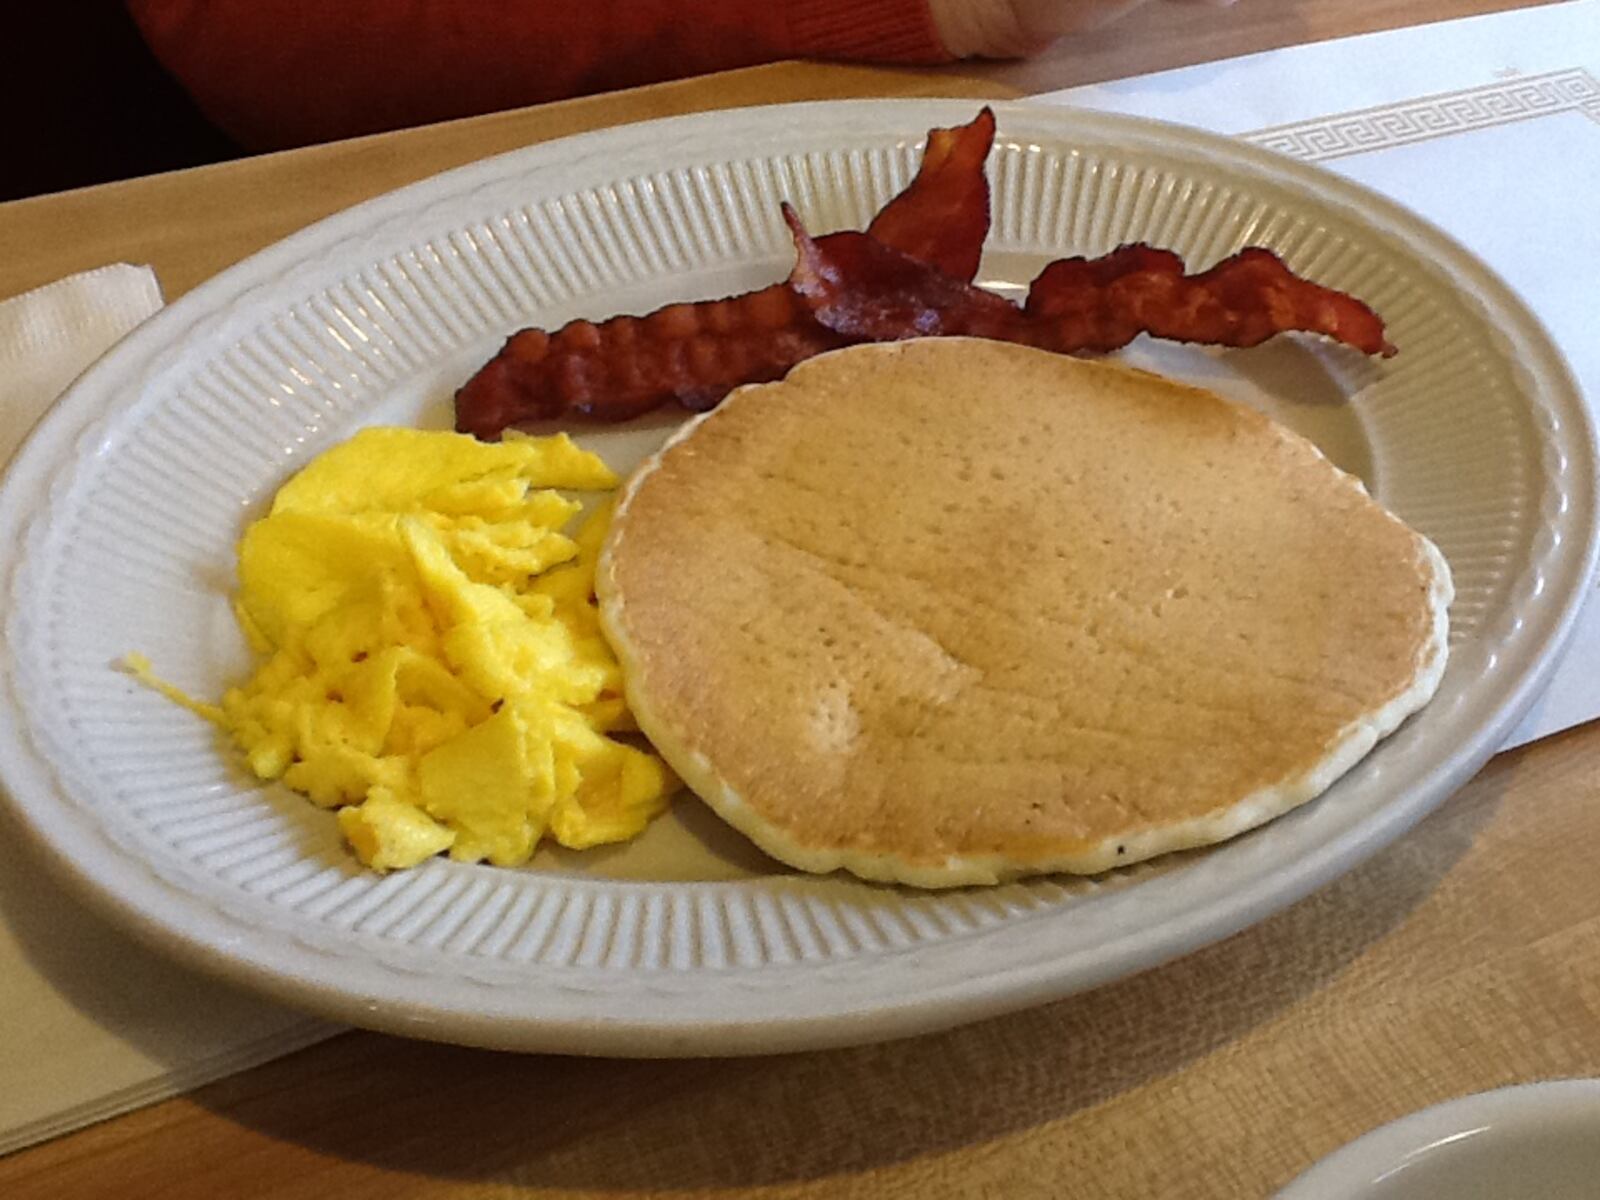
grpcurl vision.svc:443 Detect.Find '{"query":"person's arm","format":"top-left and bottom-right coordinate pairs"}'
top-left (127, 0), bottom-right (954, 149)
top-left (128, 0), bottom-right (1228, 151)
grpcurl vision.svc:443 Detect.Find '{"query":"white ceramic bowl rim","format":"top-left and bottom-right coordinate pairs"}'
top-left (1276, 1079), bottom-right (1600, 1197)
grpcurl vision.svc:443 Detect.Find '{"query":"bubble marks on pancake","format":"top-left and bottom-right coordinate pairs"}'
top-left (787, 212), bottom-right (1397, 359)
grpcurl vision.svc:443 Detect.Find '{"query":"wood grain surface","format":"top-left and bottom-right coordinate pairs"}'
top-left (1, 0), bottom-right (1593, 1196)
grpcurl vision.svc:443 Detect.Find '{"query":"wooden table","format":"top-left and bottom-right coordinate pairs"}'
top-left (3, 0), bottom-right (1594, 1195)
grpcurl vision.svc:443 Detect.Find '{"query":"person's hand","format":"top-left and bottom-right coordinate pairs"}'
top-left (929, 0), bottom-right (1237, 58)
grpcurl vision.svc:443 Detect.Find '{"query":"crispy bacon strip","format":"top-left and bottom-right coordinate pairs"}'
top-left (1025, 244), bottom-right (1396, 357)
top-left (786, 205), bottom-right (1017, 341)
top-left (865, 107), bottom-right (995, 282)
top-left (789, 213), bottom-right (1395, 359)
top-left (454, 110), bottom-right (999, 438)
top-left (456, 110), bottom-right (1393, 438)
top-left (453, 285), bottom-right (844, 435)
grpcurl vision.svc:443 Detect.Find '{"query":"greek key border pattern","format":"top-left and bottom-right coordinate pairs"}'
top-left (1244, 68), bottom-right (1600, 162)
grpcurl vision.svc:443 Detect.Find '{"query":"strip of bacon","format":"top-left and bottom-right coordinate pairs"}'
top-left (453, 285), bottom-right (845, 435)
top-left (455, 111), bottom-right (997, 438)
top-left (788, 211), bottom-right (1395, 359)
top-left (864, 107), bottom-right (995, 282)
top-left (1025, 244), bottom-right (1395, 357)
top-left (785, 205), bottom-right (1017, 342)
top-left (455, 110), bottom-right (1394, 438)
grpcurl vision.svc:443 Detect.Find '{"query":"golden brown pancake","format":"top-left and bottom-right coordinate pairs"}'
top-left (596, 339), bottom-right (1451, 887)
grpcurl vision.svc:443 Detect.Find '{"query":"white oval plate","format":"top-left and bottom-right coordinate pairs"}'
top-left (0, 101), bottom-right (1594, 1055)
top-left (1277, 1080), bottom-right (1600, 1198)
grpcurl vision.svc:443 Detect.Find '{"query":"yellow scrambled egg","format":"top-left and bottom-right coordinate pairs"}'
top-left (133, 426), bottom-right (675, 871)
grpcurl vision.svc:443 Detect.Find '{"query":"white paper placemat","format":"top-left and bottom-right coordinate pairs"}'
top-left (1030, 0), bottom-right (1600, 748)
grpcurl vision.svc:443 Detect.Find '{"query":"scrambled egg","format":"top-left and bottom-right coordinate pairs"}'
top-left (134, 426), bottom-right (675, 871)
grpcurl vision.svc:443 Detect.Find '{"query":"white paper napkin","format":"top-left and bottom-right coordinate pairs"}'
top-left (0, 265), bottom-right (162, 463)
top-left (0, 266), bottom-right (334, 1157)
top-left (1030, 0), bottom-right (1600, 749)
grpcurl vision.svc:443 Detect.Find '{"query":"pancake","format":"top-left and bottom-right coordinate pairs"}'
top-left (596, 339), bottom-right (1452, 887)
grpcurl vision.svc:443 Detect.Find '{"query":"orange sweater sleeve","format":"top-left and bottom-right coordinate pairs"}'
top-left (127, 0), bottom-right (953, 150)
